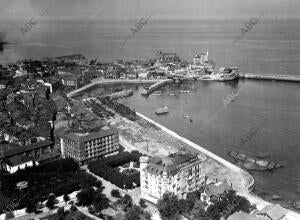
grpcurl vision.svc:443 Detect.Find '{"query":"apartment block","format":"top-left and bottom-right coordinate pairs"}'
top-left (60, 126), bottom-right (119, 165)
top-left (140, 151), bottom-right (207, 204)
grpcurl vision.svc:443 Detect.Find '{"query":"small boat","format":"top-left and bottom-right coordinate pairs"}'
top-left (152, 91), bottom-right (162, 96)
top-left (179, 90), bottom-right (190, 93)
top-left (155, 106), bottom-right (169, 115)
top-left (182, 114), bottom-right (189, 118)
top-left (169, 93), bottom-right (176, 96)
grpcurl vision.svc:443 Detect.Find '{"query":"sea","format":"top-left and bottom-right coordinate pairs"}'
top-left (1, 19), bottom-right (300, 204)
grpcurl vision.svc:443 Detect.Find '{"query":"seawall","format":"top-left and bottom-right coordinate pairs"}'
top-left (136, 112), bottom-right (300, 220)
top-left (67, 78), bottom-right (160, 98)
top-left (141, 79), bottom-right (173, 95)
top-left (239, 73), bottom-right (300, 82)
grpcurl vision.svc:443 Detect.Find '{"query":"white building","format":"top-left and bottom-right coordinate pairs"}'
top-left (6, 155), bottom-right (34, 173)
top-left (140, 151), bottom-right (206, 204)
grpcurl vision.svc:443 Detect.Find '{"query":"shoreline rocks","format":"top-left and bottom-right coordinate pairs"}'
top-left (228, 151), bottom-right (284, 171)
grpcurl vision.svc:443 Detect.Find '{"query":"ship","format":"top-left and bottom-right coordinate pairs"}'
top-left (141, 87), bottom-right (149, 96)
top-left (155, 106), bottom-right (169, 115)
top-left (212, 67), bottom-right (239, 81)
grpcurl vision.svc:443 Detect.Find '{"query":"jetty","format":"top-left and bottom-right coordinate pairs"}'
top-left (141, 79), bottom-right (173, 96)
top-left (67, 78), bottom-right (160, 98)
top-left (239, 73), bottom-right (300, 82)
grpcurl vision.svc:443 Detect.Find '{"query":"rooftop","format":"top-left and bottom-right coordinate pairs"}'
top-left (146, 152), bottom-right (199, 175)
top-left (63, 126), bottom-right (118, 143)
top-left (256, 204), bottom-right (287, 220)
top-left (7, 155), bottom-right (33, 166)
top-left (0, 140), bottom-right (54, 159)
top-left (227, 211), bottom-right (258, 220)
top-left (204, 181), bottom-right (231, 197)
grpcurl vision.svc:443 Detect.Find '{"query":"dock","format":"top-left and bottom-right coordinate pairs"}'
top-left (141, 79), bottom-right (173, 96)
top-left (67, 78), bottom-right (160, 98)
top-left (239, 73), bottom-right (300, 82)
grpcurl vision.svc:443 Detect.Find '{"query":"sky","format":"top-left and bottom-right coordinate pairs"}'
top-left (0, 0), bottom-right (299, 22)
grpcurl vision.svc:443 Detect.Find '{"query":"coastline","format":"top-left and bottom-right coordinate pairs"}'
top-left (69, 77), bottom-right (300, 217)
top-left (134, 112), bottom-right (300, 220)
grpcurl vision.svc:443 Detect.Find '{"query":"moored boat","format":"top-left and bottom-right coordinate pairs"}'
top-left (155, 106), bottom-right (169, 115)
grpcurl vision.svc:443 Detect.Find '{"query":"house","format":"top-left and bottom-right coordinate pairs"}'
top-left (254, 204), bottom-right (288, 220)
top-left (0, 80), bottom-right (8, 89)
top-left (6, 155), bottom-right (34, 173)
top-left (201, 181), bottom-right (232, 204)
top-left (41, 77), bottom-right (61, 93)
top-left (15, 118), bottom-right (35, 130)
top-left (227, 211), bottom-right (258, 220)
top-left (61, 74), bottom-right (81, 89)
top-left (0, 140), bottom-right (57, 171)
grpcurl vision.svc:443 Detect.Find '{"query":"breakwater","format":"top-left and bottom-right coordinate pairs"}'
top-left (239, 73), bottom-right (300, 82)
top-left (67, 78), bottom-right (160, 97)
top-left (141, 79), bottom-right (173, 96)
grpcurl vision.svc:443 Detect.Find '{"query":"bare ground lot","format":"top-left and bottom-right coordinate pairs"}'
top-left (108, 115), bottom-right (251, 194)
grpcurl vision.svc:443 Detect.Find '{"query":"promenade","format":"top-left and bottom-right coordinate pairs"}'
top-left (135, 112), bottom-right (300, 220)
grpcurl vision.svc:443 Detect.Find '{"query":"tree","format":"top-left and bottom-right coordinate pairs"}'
top-left (157, 193), bottom-right (180, 220)
top-left (139, 199), bottom-right (147, 209)
top-left (122, 194), bottom-right (133, 211)
top-left (125, 205), bottom-right (151, 220)
top-left (125, 205), bottom-right (141, 220)
top-left (178, 199), bottom-right (188, 213)
top-left (46, 194), bottom-right (57, 210)
top-left (25, 200), bottom-right (37, 213)
top-left (92, 190), bottom-right (110, 212)
top-left (185, 191), bottom-right (199, 213)
top-left (76, 187), bottom-right (95, 206)
top-left (57, 207), bottom-right (65, 220)
top-left (192, 200), bottom-right (208, 219)
top-left (206, 190), bottom-right (251, 219)
top-left (63, 194), bottom-right (70, 204)
top-left (111, 189), bottom-right (121, 198)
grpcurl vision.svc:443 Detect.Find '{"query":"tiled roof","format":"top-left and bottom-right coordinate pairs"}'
top-left (7, 155), bottom-right (33, 166)
top-left (204, 182), bottom-right (231, 197)
top-left (228, 211), bottom-right (258, 220)
top-left (0, 140), bottom-right (54, 159)
top-left (146, 153), bottom-right (198, 176)
top-left (256, 204), bottom-right (287, 220)
top-left (36, 150), bottom-right (61, 162)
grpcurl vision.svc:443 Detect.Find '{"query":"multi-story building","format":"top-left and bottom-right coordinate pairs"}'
top-left (193, 52), bottom-right (209, 66)
top-left (156, 51), bottom-right (180, 64)
top-left (140, 151), bottom-right (207, 204)
top-left (60, 126), bottom-right (119, 165)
